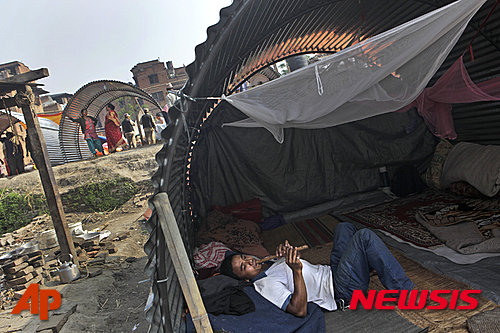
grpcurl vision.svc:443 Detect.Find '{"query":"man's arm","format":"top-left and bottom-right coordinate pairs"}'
top-left (278, 242), bottom-right (308, 317)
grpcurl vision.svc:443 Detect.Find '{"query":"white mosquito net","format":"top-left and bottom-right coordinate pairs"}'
top-left (223, 0), bottom-right (487, 143)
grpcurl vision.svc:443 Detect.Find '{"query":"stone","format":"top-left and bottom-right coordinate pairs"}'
top-left (36, 304), bottom-right (77, 332)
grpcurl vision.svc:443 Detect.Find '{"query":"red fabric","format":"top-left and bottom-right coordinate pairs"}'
top-left (104, 110), bottom-right (124, 150)
top-left (399, 56), bottom-right (500, 139)
top-left (214, 198), bottom-right (262, 223)
top-left (193, 241), bottom-right (232, 269)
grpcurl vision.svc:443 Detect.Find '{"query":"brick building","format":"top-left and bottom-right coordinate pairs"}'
top-left (0, 61), bottom-right (46, 115)
top-left (130, 60), bottom-right (187, 105)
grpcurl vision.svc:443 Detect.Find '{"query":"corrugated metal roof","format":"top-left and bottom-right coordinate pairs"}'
top-left (59, 80), bottom-right (161, 162)
top-left (6, 111), bottom-right (65, 166)
top-left (183, 0), bottom-right (500, 144)
top-left (146, 1), bottom-right (500, 332)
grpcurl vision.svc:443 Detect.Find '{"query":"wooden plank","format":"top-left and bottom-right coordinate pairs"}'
top-left (152, 193), bottom-right (212, 333)
top-left (0, 68), bottom-right (49, 84)
top-left (17, 85), bottom-right (78, 266)
top-left (0, 97), bottom-right (18, 109)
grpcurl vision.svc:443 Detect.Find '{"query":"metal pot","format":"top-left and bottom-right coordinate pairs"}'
top-left (57, 254), bottom-right (81, 284)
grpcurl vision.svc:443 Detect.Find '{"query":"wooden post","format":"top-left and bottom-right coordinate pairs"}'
top-left (152, 193), bottom-right (212, 333)
top-left (17, 85), bottom-right (78, 265)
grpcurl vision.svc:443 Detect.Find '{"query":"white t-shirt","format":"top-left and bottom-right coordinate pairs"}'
top-left (253, 258), bottom-right (337, 311)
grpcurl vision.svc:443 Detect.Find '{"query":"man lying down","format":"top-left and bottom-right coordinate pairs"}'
top-left (220, 222), bottom-right (414, 317)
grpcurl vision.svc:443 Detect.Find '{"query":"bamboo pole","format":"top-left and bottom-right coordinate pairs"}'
top-left (152, 193), bottom-right (212, 333)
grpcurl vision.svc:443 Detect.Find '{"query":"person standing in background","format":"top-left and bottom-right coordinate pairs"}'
top-left (121, 113), bottom-right (136, 148)
top-left (140, 108), bottom-right (156, 145)
top-left (66, 108), bottom-right (105, 157)
top-left (105, 103), bottom-right (127, 152)
top-left (1, 132), bottom-right (24, 175)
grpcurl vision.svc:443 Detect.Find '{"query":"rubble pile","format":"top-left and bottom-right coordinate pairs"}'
top-left (0, 249), bottom-right (56, 304)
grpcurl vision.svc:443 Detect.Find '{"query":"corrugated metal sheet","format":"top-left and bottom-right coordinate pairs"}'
top-left (7, 111), bottom-right (65, 166)
top-left (59, 80), bottom-right (161, 162)
top-left (147, 1), bottom-right (500, 331)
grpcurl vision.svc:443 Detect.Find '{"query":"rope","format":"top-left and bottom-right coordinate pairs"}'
top-left (463, 0), bottom-right (500, 61)
top-left (315, 65), bottom-right (324, 96)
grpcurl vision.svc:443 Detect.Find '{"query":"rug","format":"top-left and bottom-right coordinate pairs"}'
top-left (341, 190), bottom-right (468, 248)
top-left (262, 215), bottom-right (339, 251)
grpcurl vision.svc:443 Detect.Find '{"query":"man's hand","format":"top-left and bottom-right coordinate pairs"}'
top-left (277, 240), bottom-right (303, 272)
top-left (277, 240), bottom-right (307, 317)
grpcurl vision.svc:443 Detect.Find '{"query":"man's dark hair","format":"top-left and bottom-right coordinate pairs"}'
top-left (81, 108), bottom-right (87, 115)
top-left (219, 252), bottom-right (241, 280)
top-left (107, 103), bottom-right (115, 110)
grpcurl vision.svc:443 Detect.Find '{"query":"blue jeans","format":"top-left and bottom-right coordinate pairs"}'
top-left (330, 223), bottom-right (414, 301)
top-left (86, 138), bottom-right (103, 154)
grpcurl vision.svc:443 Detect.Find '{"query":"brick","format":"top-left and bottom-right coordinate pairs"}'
top-left (107, 246), bottom-right (117, 254)
top-left (11, 275), bottom-right (42, 291)
top-left (88, 257), bottom-right (106, 265)
top-left (2, 255), bottom-right (28, 269)
top-left (45, 259), bottom-right (58, 267)
top-left (6, 265), bottom-right (34, 279)
top-left (27, 250), bottom-right (43, 258)
top-left (6, 273), bottom-right (33, 286)
top-left (28, 255), bottom-right (45, 265)
top-left (32, 266), bottom-right (44, 277)
top-left (81, 239), bottom-right (99, 248)
top-left (4, 262), bottom-right (29, 275)
top-left (31, 260), bottom-right (44, 268)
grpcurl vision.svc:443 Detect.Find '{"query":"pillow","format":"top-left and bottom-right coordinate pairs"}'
top-left (441, 142), bottom-right (500, 197)
top-left (193, 241), bottom-right (232, 270)
top-left (423, 139), bottom-right (454, 189)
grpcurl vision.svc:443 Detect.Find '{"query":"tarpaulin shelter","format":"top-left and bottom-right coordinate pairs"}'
top-left (59, 80), bottom-right (161, 162)
top-left (144, 0), bottom-right (500, 331)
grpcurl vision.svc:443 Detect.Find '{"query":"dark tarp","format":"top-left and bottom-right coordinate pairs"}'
top-left (191, 104), bottom-right (436, 217)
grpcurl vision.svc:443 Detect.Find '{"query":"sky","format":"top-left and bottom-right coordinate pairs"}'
top-left (0, 0), bottom-right (233, 94)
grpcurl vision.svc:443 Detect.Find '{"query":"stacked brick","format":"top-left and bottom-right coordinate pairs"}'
top-left (71, 238), bottom-right (118, 264)
top-left (1, 251), bottom-right (53, 299)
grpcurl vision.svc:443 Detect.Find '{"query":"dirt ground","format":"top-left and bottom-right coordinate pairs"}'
top-left (0, 144), bottom-right (164, 333)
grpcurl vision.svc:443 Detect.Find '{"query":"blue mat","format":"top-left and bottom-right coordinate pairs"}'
top-left (186, 286), bottom-right (325, 333)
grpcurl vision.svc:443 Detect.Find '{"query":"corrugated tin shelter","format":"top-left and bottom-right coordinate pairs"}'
top-left (144, 0), bottom-right (500, 331)
top-left (59, 80), bottom-right (161, 162)
top-left (0, 111), bottom-right (64, 166)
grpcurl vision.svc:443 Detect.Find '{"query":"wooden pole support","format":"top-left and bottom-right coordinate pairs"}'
top-left (18, 85), bottom-right (78, 266)
top-left (152, 193), bottom-right (212, 333)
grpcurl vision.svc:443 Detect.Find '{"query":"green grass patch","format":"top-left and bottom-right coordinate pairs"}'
top-left (0, 190), bottom-right (48, 234)
top-left (1, 177), bottom-right (139, 235)
top-left (62, 177), bottom-right (137, 212)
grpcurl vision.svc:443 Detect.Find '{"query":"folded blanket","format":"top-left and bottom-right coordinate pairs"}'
top-left (416, 199), bottom-right (500, 254)
top-left (441, 142), bottom-right (500, 197)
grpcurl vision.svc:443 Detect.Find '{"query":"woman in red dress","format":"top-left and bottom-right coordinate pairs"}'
top-left (104, 103), bottom-right (127, 152)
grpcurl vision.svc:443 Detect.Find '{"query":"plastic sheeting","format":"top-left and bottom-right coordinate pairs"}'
top-left (223, 0), bottom-right (486, 143)
top-left (192, 105), bottom-right (436, 216)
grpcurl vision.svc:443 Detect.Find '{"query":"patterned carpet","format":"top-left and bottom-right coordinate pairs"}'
top-left (340, 190), bottom-right (469, 248)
